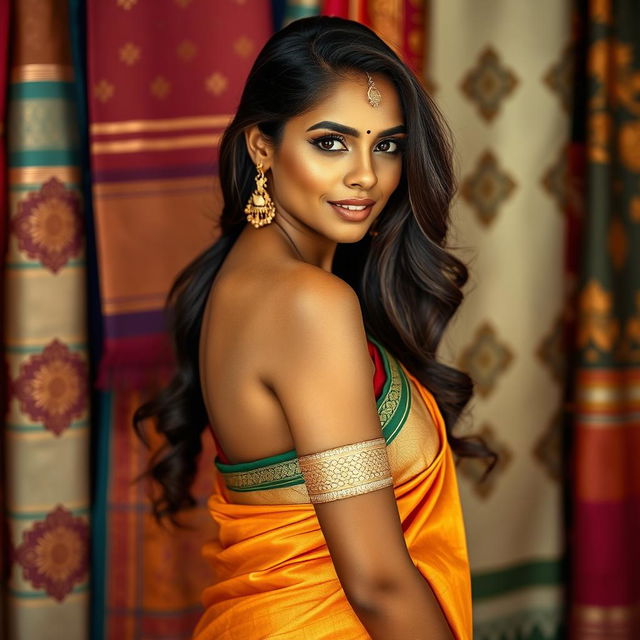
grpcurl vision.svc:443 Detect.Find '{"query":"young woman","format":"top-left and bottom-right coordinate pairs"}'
top-left (135, 16), bottom-right (494, 640)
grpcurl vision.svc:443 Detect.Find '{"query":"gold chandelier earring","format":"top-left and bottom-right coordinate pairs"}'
top-left (245, 161), bottom-right (276, 228)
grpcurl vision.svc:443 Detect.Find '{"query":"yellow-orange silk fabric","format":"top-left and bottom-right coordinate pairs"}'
top-left (193, 370), bottom-right (472, 639)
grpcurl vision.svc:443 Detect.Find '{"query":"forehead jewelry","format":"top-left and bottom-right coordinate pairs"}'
top-left (366, 72), bottom-right (382, 108)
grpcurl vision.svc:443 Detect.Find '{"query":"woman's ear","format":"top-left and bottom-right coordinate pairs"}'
top-left (244, 125), bottom-right (274, 169)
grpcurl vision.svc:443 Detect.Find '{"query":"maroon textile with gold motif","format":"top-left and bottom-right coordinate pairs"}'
top-left (87, 0), bottom-right (272, 385)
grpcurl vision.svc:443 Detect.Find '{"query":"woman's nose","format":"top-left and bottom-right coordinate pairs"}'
top-left (344, 151), bottom-right (378, 190)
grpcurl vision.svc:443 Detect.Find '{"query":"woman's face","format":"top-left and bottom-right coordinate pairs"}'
top-left (267, 73), bottom-right (405, 244)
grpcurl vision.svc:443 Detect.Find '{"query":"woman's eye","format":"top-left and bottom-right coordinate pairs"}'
top-left (375, 139), bottom-right (402, 154)
top-left (312, 135), bottom-right (347, 152)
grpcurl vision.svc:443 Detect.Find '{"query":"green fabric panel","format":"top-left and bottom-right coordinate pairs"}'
top-left (8, 81), bottom-right (75, 99)
top-left (90, 392), bottom-right (113, 640)
top-left (8, 150), bottom-right (82, 166)
top-left (472, 559), bottom-right (564, 600)
top-left (215, 447), bottom-right (298, 473)
top-left (283, 3), bottom-right (320, 22)
top-left (381, 359), bottom-right (412, 445)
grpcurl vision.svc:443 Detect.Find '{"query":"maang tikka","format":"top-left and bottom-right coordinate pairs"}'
top-left (366, 72), bottom-right (382, 108)
top-left (245, 161), bottom-right (276, 228)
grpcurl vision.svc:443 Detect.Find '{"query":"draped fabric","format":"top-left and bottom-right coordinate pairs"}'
top-left (426, 2), bottom-right (571, 638)
top-left (322, 0), bottom-right (425, 75)
top-left (83, 2), bottom-right (272, 638)
top-left (193, 340), bottom-right (472, 640)
top-left (0, 0), bottom-right (10, 634)
top-left (569, 1), bottom-right (640, 637)
top-left (3, 0), bottom-right (90, 637)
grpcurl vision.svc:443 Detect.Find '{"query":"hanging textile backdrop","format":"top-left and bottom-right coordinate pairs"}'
top-left (323, 0), bottom-right (425, 75)
top-left (427, 1), bottom-right (571, 638)
top-left (3, 0), bottom-right (90, 638)
top-left (84, 1), bottom-right (271, 638)
top-left (570, 1), bottom-right (640, 637)
top-left (3, 2), bottom-right (611, 639)
top-left (0, 0), bottom-right (9, 631)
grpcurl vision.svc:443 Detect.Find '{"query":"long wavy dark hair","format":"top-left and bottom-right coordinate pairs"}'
top-left (134, 16), bottom-right (496, 525)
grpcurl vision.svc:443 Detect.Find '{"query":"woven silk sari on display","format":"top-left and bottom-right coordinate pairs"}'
top-left (193, 337), bottom-right (472, 640)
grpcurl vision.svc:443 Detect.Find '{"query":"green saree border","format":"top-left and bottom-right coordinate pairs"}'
top-left (368, 334), bottom-right (411, 444)
top-left (215, 336), bottom-right (411, 492)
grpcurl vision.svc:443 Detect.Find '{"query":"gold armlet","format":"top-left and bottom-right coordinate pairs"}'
top-left (298, 437), bottom-right (393, 504)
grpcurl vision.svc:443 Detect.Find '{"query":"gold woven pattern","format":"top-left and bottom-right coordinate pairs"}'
top-left (222, 459), bottom-right (301, 491)
top-left (298, 437), bottom-right (393, 504)
top-left (378, 356), bottom-right (402, 427)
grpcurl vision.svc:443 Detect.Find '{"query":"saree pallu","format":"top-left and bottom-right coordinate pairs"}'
top-left (193, 338), bottom-right (472, 639)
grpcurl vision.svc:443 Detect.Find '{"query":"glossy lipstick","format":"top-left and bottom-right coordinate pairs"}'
top-left (328, 198), bottom-right (376, 222)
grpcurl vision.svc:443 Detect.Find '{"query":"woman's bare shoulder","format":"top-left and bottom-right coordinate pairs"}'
top-left (277, 261), bottom-right (359, 309)
top-left (267, 262), bottom-right (363, 336)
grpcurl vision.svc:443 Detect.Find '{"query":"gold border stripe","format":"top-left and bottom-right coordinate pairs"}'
top-left (94, 175), bottom-right (213, 195)
top-left (91, 114), bottom-right (231, 135)
top-left (10, 64), bottom-right (74, 82)
top-left (9, 166), bottom-right (81, 184)
top-left (91, 133), bottom-right (221, 154)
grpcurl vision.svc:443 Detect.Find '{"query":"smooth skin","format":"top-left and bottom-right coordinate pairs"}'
top-left (199, 73), bottom-right (454, 639)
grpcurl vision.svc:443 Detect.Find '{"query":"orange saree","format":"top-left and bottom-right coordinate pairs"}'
top-left (193, 337), bottom-right (472, 639)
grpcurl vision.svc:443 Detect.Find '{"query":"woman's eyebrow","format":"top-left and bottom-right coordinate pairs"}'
top-left (376, 125), bottom-right (406, 137)
top-left (306, 121), bottom-right (406, 138)
top-left (306, 121), bottom-right (359, 136)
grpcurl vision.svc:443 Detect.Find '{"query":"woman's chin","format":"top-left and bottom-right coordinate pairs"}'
top-left (330, 227), bottom-right (371, 245)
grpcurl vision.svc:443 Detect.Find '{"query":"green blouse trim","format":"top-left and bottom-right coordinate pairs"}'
top-left (215, 336), bottom-right (412, 492)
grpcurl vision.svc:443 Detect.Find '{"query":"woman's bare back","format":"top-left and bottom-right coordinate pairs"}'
top-left (198, 225), bottom-right (364, 464)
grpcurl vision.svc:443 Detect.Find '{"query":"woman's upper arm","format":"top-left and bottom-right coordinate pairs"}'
top-left (268, 270), bottom-right (416, 601)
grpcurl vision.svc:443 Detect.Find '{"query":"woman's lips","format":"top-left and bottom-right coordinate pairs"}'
top-left (328, 199), bottom-right (376, 222)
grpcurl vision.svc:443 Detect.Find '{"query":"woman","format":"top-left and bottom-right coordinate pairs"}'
top-left (134, 16), bottom-right (494, 640)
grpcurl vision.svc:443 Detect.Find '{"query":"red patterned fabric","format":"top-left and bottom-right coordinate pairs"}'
top-left (322, 0), bottom-right (425, 74)
top-left (86, 0), bottom-right (272, 387)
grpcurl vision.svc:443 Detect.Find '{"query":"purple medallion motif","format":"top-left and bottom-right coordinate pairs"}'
top-left (13, 340), bottom-right (88, 435)
top-left (12, 177), bottom-right (83, 273)
top-left (14, 506), bottom-right (89, 601)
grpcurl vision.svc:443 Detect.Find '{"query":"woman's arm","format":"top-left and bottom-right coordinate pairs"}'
top-left (265, 267), bottom-right (454, 640)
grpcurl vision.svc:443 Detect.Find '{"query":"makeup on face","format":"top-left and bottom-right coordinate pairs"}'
top-left (302, 118), bottom-right (405, 224)
top-left (267, 73), bottom-right (405, 245)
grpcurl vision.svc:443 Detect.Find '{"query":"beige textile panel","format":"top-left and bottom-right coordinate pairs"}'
top-left (427, 1), bottom-right (571, 637)
top-left (5, 62), bottom-right (90, 640)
